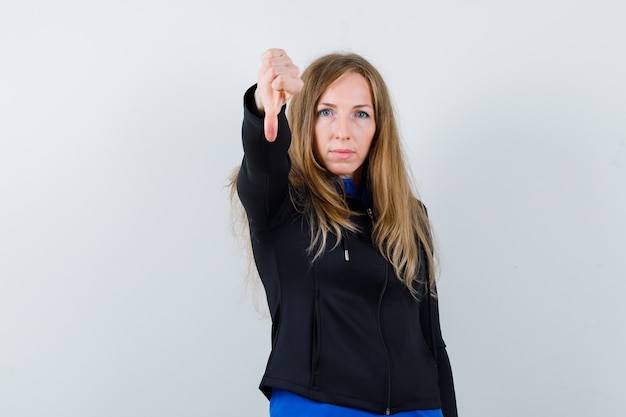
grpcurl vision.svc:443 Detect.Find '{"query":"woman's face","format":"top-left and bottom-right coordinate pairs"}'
top-left (314, 72), bottom-right (376, 186)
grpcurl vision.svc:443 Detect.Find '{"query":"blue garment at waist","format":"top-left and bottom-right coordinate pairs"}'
top-left (270, 389), bottom-right (443, 417)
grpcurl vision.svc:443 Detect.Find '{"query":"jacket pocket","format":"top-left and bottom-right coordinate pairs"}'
top-left (310, 288), bottom-right (322, 388)
top-left (270, 304), bottom-right (281, 348)
top-left (415, 312), bottom-right (438, 367)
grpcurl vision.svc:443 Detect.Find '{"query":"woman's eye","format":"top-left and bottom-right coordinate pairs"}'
top-left (356, 111), bottom-right (370, 119)
top-left (318, 109), bottom-right (332, 117)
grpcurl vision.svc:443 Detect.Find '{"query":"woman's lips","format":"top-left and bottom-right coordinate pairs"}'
top-left (330, 149), bottom-right (354, 160)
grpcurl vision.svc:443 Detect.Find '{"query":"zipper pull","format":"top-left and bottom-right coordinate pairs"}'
top-left (342, 236), bottom-right (350, 262)
top-left (386, 408), bottom-right (391, 415)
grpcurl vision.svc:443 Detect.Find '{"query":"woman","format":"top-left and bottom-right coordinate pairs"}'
top-left (232, 48), bottom-right (457, 417)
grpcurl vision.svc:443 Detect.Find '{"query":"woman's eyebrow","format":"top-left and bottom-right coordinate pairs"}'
top-left (317, 102), bottom-right (373, 109)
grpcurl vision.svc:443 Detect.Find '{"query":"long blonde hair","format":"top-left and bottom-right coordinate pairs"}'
top-left (231, 51), bottom-right (437, 294)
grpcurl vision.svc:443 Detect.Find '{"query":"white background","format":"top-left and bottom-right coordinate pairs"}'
top-left (1, 1), bottom-right (625, 416)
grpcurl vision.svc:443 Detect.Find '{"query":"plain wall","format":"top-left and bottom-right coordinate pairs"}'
top-left (1, 1), bottom-right (624, 416)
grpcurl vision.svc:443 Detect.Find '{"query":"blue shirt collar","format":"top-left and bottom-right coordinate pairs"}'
top-left (340, 178), bottom-right (372, 207)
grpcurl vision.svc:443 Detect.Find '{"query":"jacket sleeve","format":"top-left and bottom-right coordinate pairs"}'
top-left (420, 289), bottom-right (458, 417)
top-left (236, 85), bottom-right (292, 229)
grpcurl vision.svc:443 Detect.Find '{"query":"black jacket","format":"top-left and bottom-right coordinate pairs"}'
top-left (237, 86), bottom-right (458, 416)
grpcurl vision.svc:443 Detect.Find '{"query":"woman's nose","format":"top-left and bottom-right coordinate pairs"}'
top-left (334, 115), bottom-right (351, 140)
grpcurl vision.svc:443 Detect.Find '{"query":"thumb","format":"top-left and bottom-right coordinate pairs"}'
top-left (263, 108), bottom-right (278, 142)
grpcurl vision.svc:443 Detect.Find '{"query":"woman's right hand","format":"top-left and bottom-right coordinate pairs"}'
top-left (255, 48), bottom-right (303, 142)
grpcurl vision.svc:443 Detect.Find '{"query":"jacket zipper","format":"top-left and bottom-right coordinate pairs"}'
top-left (378, 262), bottom-right (392, 415)
top-left (368, 207), bottom-right (391, 414)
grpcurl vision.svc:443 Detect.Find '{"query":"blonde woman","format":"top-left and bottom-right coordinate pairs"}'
top-left (233, 48), bottom-right (457, 417)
